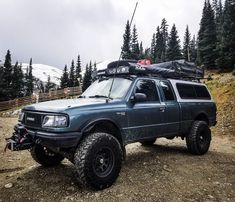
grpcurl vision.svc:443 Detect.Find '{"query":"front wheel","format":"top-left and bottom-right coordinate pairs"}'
top-left (30, 144), bottom-right (64, 167)
top-left (186, 121), bottom-right (211, 155)
top-left (74, 133), bottom-right (123, 190)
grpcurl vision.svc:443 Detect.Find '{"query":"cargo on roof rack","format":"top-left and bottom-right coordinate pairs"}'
top-left (93, 59), bottom-right (204, 80)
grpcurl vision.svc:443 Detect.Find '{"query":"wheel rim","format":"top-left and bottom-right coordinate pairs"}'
top-left (197, 126), bottom-right (210, 151)
top-left (93, 147), bottom-right (115, 178)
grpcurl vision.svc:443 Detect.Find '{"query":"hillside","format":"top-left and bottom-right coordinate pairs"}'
top-left (21, 63), bottom-right (63, 85)
top-left (205, 71), bottom-right (235, 138)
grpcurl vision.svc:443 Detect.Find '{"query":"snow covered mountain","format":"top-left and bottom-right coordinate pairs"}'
top-left (21, 63), bottom-right (63, 86)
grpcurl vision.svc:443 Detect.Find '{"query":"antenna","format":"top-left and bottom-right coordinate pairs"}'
top-left (107, 2), bottom-right (138, 101)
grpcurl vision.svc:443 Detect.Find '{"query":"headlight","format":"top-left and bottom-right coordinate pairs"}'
top-left (18, 111), bottom-right (24, 122)
top-left (42, 115), bottom-right (68, 128)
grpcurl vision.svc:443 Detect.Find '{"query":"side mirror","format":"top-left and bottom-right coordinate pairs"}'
top-left (130, 93), bottom-right (147, 103)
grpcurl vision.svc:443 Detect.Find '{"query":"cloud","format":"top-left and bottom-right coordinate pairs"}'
top-left (0, 0), bottom-right (205, 69)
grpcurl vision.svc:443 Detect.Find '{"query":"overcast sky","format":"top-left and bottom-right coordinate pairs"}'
top-left (0, 0), bottom-right (205, 70)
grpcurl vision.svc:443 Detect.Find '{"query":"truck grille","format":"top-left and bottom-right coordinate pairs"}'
top-left (24, 112), bottom-right (43, 127)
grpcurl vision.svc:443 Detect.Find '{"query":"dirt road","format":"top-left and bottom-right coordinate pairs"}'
top-left (0, 118), bottom-right (234, 202)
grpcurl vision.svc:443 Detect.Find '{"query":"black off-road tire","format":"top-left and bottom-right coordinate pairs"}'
top-left (74, 133), bottom-right (123, 190)
top-left (186, 121), bottom-right (211, 155)
top-left (30, 144), bottom-right (64, 167)
top-left (140, 138), bottom-right (156, 146)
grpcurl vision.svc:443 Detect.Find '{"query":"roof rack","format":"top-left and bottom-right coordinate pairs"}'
top-left (92, 60), bottom-right (204, 82)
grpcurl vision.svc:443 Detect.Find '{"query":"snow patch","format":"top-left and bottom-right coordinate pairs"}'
top-left (21, 63), bottom-right (63, 85)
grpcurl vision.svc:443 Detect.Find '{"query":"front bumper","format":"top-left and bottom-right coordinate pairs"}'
top-left (5, 124), bottom-right (82, 151)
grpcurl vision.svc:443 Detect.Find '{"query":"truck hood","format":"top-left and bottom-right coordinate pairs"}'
top-left (23, 98), bottom-right (115, 113)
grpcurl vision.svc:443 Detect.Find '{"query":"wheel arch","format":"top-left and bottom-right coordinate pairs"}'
top-left (194, 112), bottom-right (209, 125)
top-left (80, 118), bottom-right (123, 146)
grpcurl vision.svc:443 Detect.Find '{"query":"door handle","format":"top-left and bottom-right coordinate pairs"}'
top-left (159, 107), bottom-right (165, 112)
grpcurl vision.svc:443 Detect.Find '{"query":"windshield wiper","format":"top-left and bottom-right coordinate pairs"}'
top-left (88, 95), bottom-right (113, 99)
top-left (78, 95), bottom-right (86, 98)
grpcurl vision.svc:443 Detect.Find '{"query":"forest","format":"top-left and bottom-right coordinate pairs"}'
top-left (0, 0), bottom-right (234, 102)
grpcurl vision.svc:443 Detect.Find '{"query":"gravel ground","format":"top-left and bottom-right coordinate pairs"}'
top-left (0, 118), bottom-right (234, 202)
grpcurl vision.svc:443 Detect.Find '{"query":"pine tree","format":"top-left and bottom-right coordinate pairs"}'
top-left (160, 18), bottom-right (168, 62)
top-left (121, 20), bottom-right (132, 59)
top-left (214, 0), bottom-right (224, 68)
top-left (183, 25), bottom-right (191, 61)
top-left (69, 60), bottom-right (75, 87)
top-left (130, 25), bottom-right (140, 60)
top-left (12, 62), bottom-right (24, 98)
top-left (82, 64), bottom-right (90, 92)
top-left (198, 1), bottom-right (217, 69)
top-left (155, 26), bottom-right (163, 63)
top-left (45, 76), bottom-right (51, 93)
top-left (166, 24), bottom-right (182, 61)
top-left (0, 63), bottom-right (5, 101)
top-left (150, 33), bottom-right (156, 63)
top-left (74, 55), bottom-right (82, 86)
top-left (190, 35), bottom-right (198, 63)
top-left (139, 41), bottom-right (144, 58)
top-left (60, 65), bottom-right (69, 88)
top-left (143, 48), bottom-right (151, 60)
top-left (26, 58), bottom-right (34, 96)
top-left (88, 61), bottom-right (92, 84)
top-left (2, 50), bottom-right (13, 100)
top-left (218, 0), bottom-right (235, 69)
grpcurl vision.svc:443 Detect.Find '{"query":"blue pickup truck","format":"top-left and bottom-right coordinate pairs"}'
top-left (6, 60), bottom-right (217, 189)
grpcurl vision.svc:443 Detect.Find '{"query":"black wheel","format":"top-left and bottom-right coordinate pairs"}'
top-left (74, 133), bottom-right (123, 190)
top-left (30, 144), bottom-right (64, 167)
top-left (140, 138), bottom-right (156, 146)
top-left (186, 121), bottom-right (211, 155)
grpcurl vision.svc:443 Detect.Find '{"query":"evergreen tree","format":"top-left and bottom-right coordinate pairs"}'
top-left (143, 48), bottom-right (151, 60)
top-left (82, 64), bottom-right (90, 92)
top-left (150, 33), bottom-right (156, 63)
top-left (26, 58), bottom-right (34, 96)
top-left (166, 24), bottom-right (182, 60)
top-left (130, 25), bottom-right (140, 60)
top-left (0, 63), bottom-right (5, 101)
top-left (88, 61), bottom-right (92, 84)
top-left (60, 65), bottom-right (69, 88)
top-left (155, 26), bottom-right (163, 63)
top-left (214, 0), bottom-right (224, 68)
top-left (160, 18), bottom-right (168, 62)
top-left (121, 20), bottom-right (132, 59)
top-left (12, 62), bottom-right (24, 98)
top-left (139, 41), bottom-right (144, 58)
top-left (74, 55), bottom-right (82, 86)
top-left (183, 25), bottom-right (191, 61)
top-left (190, 35), bottom-right (198, 63)
top-left (218, 0), bottom-right (235, 69)
top-left (198, 1), bottom-right (217, 69)
top-left (69, 60), bottom-right (75, 87)
top-left (2, 50), bottom-right (13, 100)
top-left (45, 75), bottom-right (56, 93)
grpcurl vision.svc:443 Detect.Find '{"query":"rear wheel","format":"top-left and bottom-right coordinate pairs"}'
top-left (186, 121), bottom-right (211, 155)
top-left (74, 133), bottom-right (123, 190)
top-left (30, 144), bottom-right (64, 167)
top-left (140, 138), bottom-right (156, 146)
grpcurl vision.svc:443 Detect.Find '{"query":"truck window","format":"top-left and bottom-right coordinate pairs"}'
top-left (160, 81), bottom-right (175, 101)
top-left (135, 80), bottom-right (159, 102)
top-left (176, 83), bottom-right (196, 99)
top-left (176, 83), bottom-right (211, 100)
top-left (194, 85), bottom-right (211, 99)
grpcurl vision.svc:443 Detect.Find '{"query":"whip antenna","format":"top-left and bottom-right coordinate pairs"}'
top-left (107, 2), bottom-right (138, 101)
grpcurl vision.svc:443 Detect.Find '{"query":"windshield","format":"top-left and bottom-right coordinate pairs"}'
top-left (81, 77), bottom-right (132, 99)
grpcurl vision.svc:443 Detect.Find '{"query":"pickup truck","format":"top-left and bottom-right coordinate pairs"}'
top-left (5, 61), bottom-right (217, 190)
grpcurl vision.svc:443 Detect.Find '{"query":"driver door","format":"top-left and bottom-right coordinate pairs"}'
top-left (125, 79), bottom-right (165, 143)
